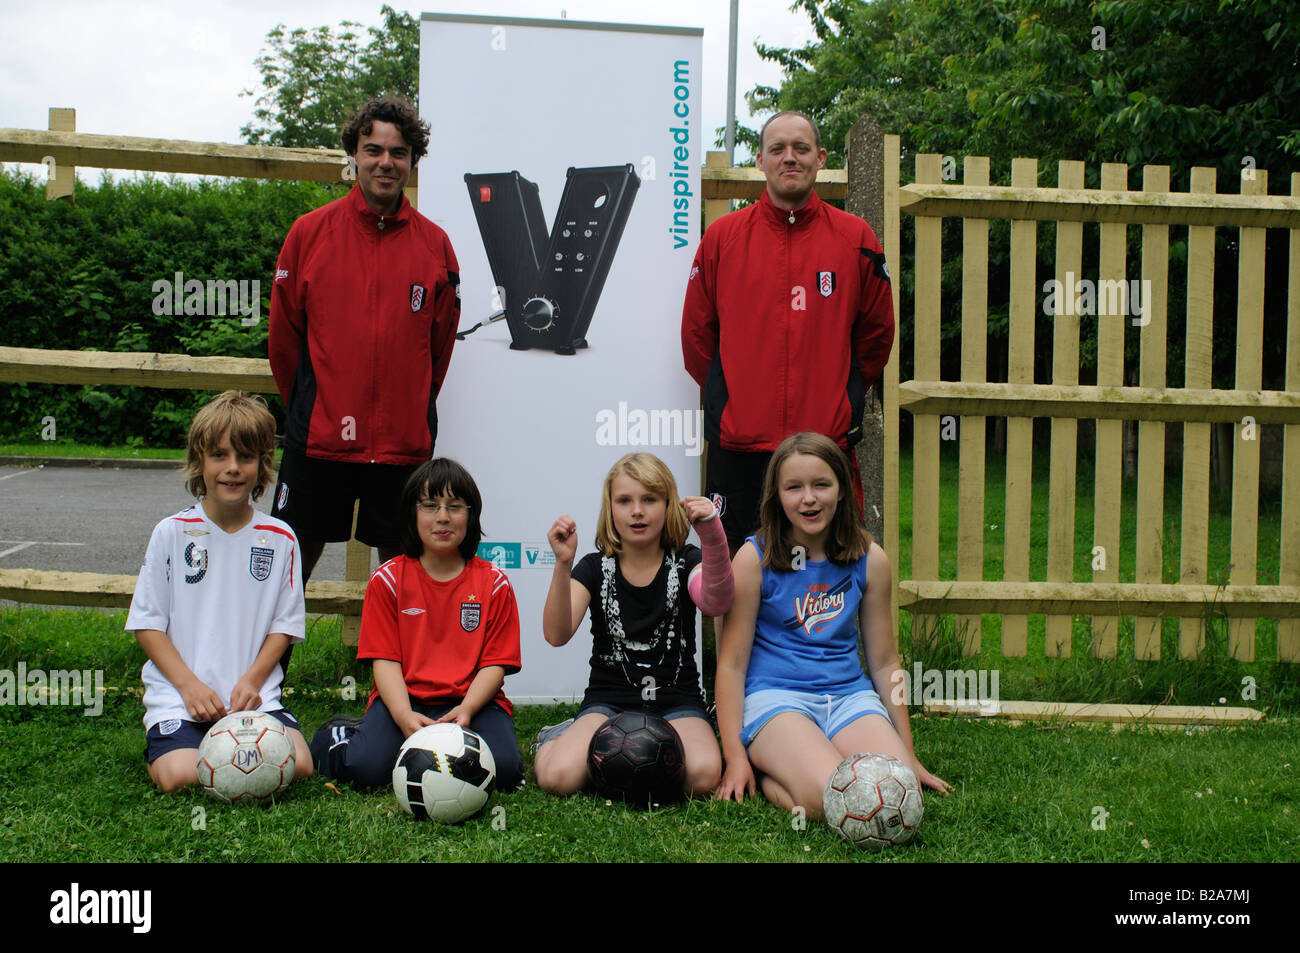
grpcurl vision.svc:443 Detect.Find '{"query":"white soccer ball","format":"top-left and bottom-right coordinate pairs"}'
top-left (196, 711), bottom-right (296, 804)
top-left (392, 724), bottom-right (497, 823)
top-left (823, 752), bottom-right (924, 849)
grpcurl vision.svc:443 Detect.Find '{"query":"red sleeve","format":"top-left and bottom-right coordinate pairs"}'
top-left (477, 565), bottom-right (521, 675)
top-left (356, 563), bottom-right (402, 664)
top-left (268, 223), bottom-right (306, 405)
top-left (429, 236), bottom-right (461, 397)
top-left (853, 237), bottom-right (896, 391)
top-left (680, 232), bottom-right (718, 388)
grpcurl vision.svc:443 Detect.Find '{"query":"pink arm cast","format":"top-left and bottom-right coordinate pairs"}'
top-left (687, 511), bottom-right (734, 616)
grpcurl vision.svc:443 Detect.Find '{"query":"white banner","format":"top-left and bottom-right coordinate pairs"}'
top-left (420, 14), bottom-right (704, 702)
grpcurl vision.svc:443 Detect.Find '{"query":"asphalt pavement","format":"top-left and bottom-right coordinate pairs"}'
top-left (0, 461), bottom-right (359, 580)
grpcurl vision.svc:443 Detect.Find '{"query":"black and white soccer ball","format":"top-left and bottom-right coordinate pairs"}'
top-left (196, 711), bottom-right (296, 804)
top-left (587, 711), bottom-right (685, 808)
top-left (823, 752), bottom-right (924, 849)
top-left (392, 724), bottom-right (496, 823)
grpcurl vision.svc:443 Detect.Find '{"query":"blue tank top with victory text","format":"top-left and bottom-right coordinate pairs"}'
top-left (744, 536), bottom-right (873, 696)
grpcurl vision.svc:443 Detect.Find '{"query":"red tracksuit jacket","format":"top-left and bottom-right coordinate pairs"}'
top-left (269, 185), bottom-right (460, 465)
top-left (680, 189), bottom-right (894, 452)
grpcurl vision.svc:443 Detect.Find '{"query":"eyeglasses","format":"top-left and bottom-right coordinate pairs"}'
top-left (417, 500), bottom-right (470, 516)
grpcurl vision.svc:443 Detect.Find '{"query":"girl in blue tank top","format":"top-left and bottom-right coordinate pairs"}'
top-left (715, 432), bottom-right (950, 815)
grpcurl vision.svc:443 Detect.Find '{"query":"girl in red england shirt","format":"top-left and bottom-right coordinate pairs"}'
top-left (310, 458), bottom-right (524, 791)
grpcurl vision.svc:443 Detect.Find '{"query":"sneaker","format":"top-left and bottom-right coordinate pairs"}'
top-left (310, 714), bottom-right (363, 777)
top-left (530, 717), bottom-right (574, 755)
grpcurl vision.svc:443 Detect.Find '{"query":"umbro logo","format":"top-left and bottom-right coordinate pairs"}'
top-left (401, 607), bottom-right (426, 615)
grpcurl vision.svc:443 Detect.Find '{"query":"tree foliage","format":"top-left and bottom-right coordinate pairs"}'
top-left (746, 0), bottom-right (1298, 418)
top-left (0, 171), bottom-right (337, 445)
top-left (241, 5), bottom-right (419, 149)
top-left (746, 0), bottom-right (1300, 187)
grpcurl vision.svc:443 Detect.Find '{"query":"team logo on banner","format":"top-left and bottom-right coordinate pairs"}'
top-left (460, 601), bottom-right (482, 632)
top-left (410, 284), bottom-right (427, 312)
top-left (818, 271), bottom-right (836, 297)
top-left (250, 546), bottom-right (275, 582)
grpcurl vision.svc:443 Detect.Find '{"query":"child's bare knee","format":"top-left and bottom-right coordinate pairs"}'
top-left (535, 755), bottom-right (584, 795)
top-left (794, 784), bottom-right (826, 819)
top-left (155, 767), bottom-right (195, 794)
top-left (686, 756), bottom-right (722, 796)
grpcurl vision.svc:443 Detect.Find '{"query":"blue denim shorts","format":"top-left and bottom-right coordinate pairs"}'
top-left (740, 687), bottom-right (890, 747)
top-left (577, 701), bottom-right (709, 723)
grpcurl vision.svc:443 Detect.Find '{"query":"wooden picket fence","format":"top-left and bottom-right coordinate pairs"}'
top-left (884, 138), bottom-right (1300, 663)
top-left (6, 113), bottom-right (1300, 669)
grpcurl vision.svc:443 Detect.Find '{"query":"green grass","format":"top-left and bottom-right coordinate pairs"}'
top-left (893, 442), bottom-right (1300, 711)
top-left (0, 606), bottom-right (1296, 862)
top-left (0, 441), bottom-right (188, 459)
top-left (898, 437), bottom-right (1284, 589)
top-left (3, 439), bottom-right (1298, 861)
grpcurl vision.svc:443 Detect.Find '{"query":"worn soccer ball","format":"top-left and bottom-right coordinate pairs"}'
top-left (196, 711), bottom-right (296, 804)
top-left (823, 752), bottom-right (924, 849)
top-left (392, 724), bottom-right (496, 823)
top-left (587, 711), bottom-right (685, 808)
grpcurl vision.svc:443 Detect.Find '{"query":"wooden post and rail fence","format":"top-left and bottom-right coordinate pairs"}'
top-left (0, 109), bottom-right (843, 646)
top-left (2, 109), bottom-right (1298, 679)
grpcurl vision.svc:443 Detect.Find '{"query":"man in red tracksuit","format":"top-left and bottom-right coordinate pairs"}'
top-left (680, 110), bottom-right (895, 548)
top-left (268, 98), bottom-right (460, 581)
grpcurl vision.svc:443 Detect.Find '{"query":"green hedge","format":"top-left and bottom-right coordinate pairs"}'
top-left (0, 169), bottom-right (342, 446)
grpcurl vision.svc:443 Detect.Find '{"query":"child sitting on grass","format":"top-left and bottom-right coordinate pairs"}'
top-left (126, 391), bottom-right (312, 792)
top-left (715, 431), bottom-right (948, 813)
top-left (310, 458), bottom-right (525, 792)
top-left (534, 452), bottom-right (731, 797)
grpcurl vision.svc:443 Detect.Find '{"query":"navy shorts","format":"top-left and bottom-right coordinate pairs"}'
top-left (312, 695), bottom-right (525, 794)
top-left (144, 709), bottom-right (300, 764)
top-left (270, 444), bottom-right (417, 549)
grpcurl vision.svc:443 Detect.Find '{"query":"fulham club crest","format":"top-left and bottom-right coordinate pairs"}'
top-left (460, 600), bottom-right (481, 632)
top-left (817, 271), bottom-right (836, 297)
top-left (250, 546), bottom-right (274, 582)
top-left (410, 284), bottom-right (427, 312)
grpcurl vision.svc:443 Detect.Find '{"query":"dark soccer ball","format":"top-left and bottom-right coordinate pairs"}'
top-left (587, 712), bottom-right (685, 807)
top-left (392, 724), bottom-right (496, 823)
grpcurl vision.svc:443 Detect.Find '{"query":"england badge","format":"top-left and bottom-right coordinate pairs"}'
top-left (460, 601), bottom-right (482, 632)
top-left (250, 546), bottom-right (274, 582)
top-left (410, 284), bottom-right (427, 312)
